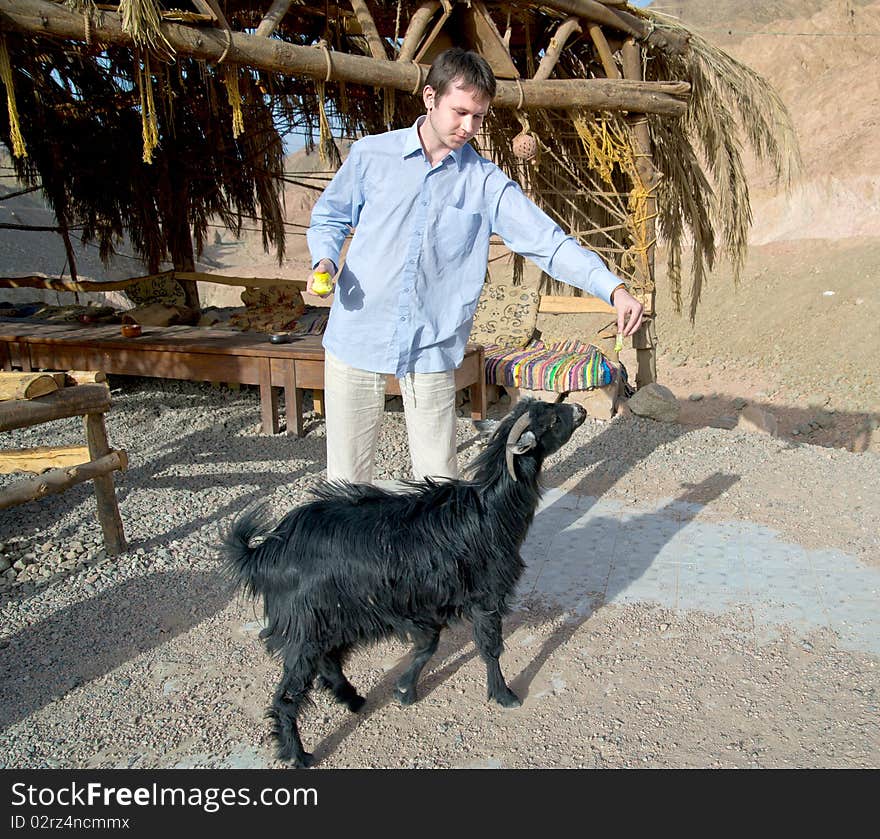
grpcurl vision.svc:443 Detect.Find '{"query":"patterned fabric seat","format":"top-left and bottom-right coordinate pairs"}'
top-left (483, 339), bottom-right (616, 393)
top-left (466, 278), bottom-right (618, 395)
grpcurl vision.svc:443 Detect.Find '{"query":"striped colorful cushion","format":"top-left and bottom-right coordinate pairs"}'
top-left (483, 339), bottom-right (615, 392)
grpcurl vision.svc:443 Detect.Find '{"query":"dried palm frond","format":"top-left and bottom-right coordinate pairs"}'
top-left (642, 11), bottom-right (802, 319)
top-left (119, 0), bottom-right (175, 61)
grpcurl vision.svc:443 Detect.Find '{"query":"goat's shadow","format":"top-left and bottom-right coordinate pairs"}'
top-left (309, 414), bottom-right (741, 766)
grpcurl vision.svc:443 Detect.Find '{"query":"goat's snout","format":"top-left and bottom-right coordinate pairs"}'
top-left (569, 402), bottom-right (587, 426)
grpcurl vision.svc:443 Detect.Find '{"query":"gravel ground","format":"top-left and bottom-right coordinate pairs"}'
top-left (1, 377), bottom-right (878, 769)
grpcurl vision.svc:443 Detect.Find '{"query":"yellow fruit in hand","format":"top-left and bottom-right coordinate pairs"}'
top-left (614, 334), bottom-right (624, 353)
top-left (312, 271), bottom-right (334, 296)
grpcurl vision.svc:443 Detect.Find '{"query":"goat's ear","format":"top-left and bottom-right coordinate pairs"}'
top-left (473, 419), bottom-right (500, 438)
top-left (508, 430), bottom-right (537, 455)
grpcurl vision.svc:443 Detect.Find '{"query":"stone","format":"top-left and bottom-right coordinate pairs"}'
top-left (626, 383), bottom-right (681, 423)
top-left (737, 405), bottom-right (778, 436)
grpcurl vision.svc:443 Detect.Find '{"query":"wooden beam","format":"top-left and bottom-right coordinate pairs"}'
top-left (397, 1), bottom-right (440, 63)
top-left (539, 294), bottom-right (653, 316)
top-left (350, 0), bottom-right (387, 60)
top-left (534, 18), bottom-right (582, 82)
top-left (539, 296), bottom-right (614, 315)
top-left (65, 370), bottom-right (107, 385)
top-left (0, 271), bottom-right (307, 293)
top-left (176, 272), bottom-right (308, 289)
top-left (255, 0), bottom-right (293, 38)
top-left (0, 372), bottom-right (59, 401)
top-left (0, 444), bottom-right (91, 475)
top-left (0, 449), bottom-right (127, 511)
top-left (536, 1), bottom-right (689, 55)
top-left (0, 0), bottom-right (689, 116)
top-left (588, 23), bottom-right (621, 80)
top-left (0, 383), bottom-right (111, 433)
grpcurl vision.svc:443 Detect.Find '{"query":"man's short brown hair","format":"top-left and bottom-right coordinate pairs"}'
top-left (424, 48), bottom-right (497, 100)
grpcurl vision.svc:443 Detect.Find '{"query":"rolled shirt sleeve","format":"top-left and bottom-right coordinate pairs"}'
top-left (490, 180), bottom-right (622, 304)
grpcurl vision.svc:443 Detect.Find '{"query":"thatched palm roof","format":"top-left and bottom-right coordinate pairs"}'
top-left (0, 1), bottom-right (799, 317)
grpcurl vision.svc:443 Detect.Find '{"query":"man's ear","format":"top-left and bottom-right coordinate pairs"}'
top-left (423, 85), bottom-right (436, 111)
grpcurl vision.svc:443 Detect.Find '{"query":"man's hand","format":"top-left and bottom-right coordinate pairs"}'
top-left (612, 286), bottom-right (644, 338)
top-left (307, 259), bottom-right (337, 295)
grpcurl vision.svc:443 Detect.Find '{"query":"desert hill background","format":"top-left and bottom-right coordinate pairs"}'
top-left (1, 0), bottom-right (878, 449)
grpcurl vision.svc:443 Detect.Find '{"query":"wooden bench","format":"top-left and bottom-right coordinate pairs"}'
top-left (0, 322), bottom-right (487, 435)
top-left (0, 379), bottom-right (127, 555)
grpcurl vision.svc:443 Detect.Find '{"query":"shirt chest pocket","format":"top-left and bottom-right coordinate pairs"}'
top-left (433, 206), bottom-right (482, 263)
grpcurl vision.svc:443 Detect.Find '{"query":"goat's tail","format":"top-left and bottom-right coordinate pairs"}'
top-left (220, 502), bottom-right (277, 599)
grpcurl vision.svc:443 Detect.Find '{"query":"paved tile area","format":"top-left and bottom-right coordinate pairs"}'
top-left (520, 489), bottom-right (880, 655)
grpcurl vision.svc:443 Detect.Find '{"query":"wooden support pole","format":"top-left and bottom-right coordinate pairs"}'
top-left (0, 449), bottom-right (127, 511)
top-left (0, 384), bottom-right (111, 433)
top-left (350, 0), bottom-right (387, 60)
top-left (588, 24), bottom-right (621, 80)
top-left (621, 38), bottom-right (658, 387)
top-left (255, 0), bottom-right (294, 38)
top-left (534, 18), bottom-right (582, 82)
top-left (397, 1), bottom-right (440, 63)
top-left (0, 0), bottom-right (689, 116)
top-left (84, 412), bottom-right (127, 555)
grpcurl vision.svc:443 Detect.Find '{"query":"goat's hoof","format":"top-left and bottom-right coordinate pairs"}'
top-left (347, 694), bottom-right (366, 713)
top-left (396, 685), bottom-right (417, 706)
top-left (293, 752), bottom-right (314, 769)
top-left (492, 689), bottom-right (522, 709)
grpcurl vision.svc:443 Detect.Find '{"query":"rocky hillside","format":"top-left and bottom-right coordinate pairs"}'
top-left (657, 0), bottom-right (880, 243)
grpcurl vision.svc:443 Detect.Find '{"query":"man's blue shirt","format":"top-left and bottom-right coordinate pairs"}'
top-left (307, 117), bottom-right (622, 377)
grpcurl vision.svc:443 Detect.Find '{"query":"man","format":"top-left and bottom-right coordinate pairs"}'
top-left (307, 48), bottom-right (643, 483)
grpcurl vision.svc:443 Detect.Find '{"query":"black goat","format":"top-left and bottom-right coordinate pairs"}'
top-left (222, 398), bottom-right (586, 767)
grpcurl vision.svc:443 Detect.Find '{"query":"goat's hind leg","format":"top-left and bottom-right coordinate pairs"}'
top-left (472, 610), bottom-right (521, 708)
top-left (317, 648), bottom-right (365, 712)
top-left (396, 626), bottom-right (441, 706)
top-left (269, 655), bottom-right (317, 768)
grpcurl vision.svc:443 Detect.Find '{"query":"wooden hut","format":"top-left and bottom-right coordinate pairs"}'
top-left (0, 1), bottom-right (799, 387)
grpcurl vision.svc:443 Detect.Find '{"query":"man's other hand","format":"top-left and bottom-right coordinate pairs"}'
top-left (612, 287), bottom-right (644, 338)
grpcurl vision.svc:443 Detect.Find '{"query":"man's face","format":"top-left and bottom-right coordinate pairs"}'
top-left (422, 80), bottom-right (491, 153)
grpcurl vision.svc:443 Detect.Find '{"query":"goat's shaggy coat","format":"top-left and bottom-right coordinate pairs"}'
top-left (222, 398), bottom-right (586, 767)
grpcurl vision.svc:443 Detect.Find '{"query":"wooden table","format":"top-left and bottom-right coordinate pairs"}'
top-left (0, 322), bottom-right (487, 435)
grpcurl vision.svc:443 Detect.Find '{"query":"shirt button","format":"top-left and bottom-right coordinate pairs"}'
top-left (400, 316), bottom-right (407, 322)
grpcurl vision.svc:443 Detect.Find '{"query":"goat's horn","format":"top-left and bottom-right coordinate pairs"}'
top-left (505, 411), bottom-right (533, 481)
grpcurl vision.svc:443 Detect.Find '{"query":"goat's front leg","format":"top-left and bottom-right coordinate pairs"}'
top-left (472, 609), bottom-right (521, 708)
top-left (269, 656), bottom-right (317, 768)
top-left (396, 626), bottom-right (441, 706)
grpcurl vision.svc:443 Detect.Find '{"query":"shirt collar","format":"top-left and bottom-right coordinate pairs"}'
top-left (403, 116), bottom-right (464, 169)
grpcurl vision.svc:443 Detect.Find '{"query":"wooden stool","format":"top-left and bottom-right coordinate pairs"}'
top-left (0, 375), bottom-right (127, 555)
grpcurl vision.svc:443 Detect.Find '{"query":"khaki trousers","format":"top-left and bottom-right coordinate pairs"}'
top-left (324, 351), bottom-right (459, 483)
